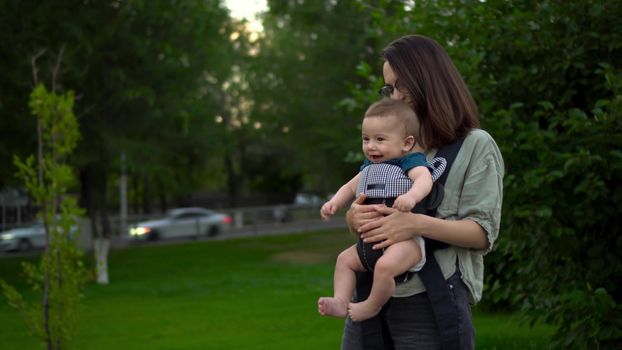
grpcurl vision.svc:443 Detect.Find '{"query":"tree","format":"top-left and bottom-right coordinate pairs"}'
top-left (67, 0), bottom-right (234, 282)
top-left (1, 56), bottom-right (87, 349)
top-left (215, 0), bottom-right (384, 202)
top-left (0, 0), bottom-right (236, 282)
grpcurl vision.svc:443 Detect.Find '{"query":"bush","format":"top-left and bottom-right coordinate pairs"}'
top-left (351, 0), bottom-right (622, 347)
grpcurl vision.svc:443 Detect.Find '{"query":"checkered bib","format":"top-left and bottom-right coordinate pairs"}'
top-left (356, 163), bottom-right (411, 199)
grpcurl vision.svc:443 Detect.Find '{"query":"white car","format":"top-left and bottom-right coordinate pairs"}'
top-left (129, 207), bottom-right (232, 241)
top-left (0, 219), bottom-right (76, 252)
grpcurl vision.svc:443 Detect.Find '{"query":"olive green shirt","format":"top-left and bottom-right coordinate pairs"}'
top-left (393, 129), bottom-right (504, 303)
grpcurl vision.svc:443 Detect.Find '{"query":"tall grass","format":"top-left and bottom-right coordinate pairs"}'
top-left (0, 229), bottom-right (552, 349)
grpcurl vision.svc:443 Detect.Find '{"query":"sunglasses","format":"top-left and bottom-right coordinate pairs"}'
top-left (378, 83), bottom-right (397, 98)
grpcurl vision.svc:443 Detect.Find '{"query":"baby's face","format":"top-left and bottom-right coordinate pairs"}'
top-left (361, 115), bottom-right (410, 163)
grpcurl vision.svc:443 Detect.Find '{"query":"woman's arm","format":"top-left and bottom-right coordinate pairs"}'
top-left (358, 208), bottom-right (489, 250)
top-left (360, 131), bottom-right (504, 252)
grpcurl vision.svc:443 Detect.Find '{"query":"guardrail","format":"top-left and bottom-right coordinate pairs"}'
top-left (117, 203), bottom-right (346, 236)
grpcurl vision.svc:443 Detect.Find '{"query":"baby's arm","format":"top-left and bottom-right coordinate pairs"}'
top-left (393, 166), bottom-right (433, 212)
top-left (321, 173), bottom-right (361, 220)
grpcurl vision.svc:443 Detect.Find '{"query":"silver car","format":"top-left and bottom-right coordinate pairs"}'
top-left (0, 219), bottom-right (77, 252)
top-left (129, 207), bottom-right (232, 241)
top-left (0, 222), bottom-right (47, 251)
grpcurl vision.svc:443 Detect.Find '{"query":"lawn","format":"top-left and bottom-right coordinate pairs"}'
top-left (0, 229), bottom-right (553, 349)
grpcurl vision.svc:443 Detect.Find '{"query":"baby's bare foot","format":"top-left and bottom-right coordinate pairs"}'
top-left (318, 297), bottom-right (348, 318)
top-left (348, 301), bottom-right (381, 322)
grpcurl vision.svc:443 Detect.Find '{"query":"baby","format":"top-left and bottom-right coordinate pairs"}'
top-left (318, 98), bottom-right (432, 321)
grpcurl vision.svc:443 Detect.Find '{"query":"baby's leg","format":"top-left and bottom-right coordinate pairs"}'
top-left (318, 244), bottom-right (366, 318)
top-left (348, 239), bottom-right (422, 321)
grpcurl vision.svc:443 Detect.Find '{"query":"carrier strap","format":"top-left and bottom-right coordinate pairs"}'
top-left (419, 134), bottom-right (465, 350)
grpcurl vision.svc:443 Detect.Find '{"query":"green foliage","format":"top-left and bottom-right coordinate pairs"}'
top-left (345, 0), bottom-right (622, 348)
top-left (0, 0), bottom-right (235, 210)
top-left (14, 85), bottom-right (80, 205)
top-left (494, 67), bottom-right (622, 350)
top-left (2, 84), bottom-right (88, 349)
top-left (246, 0), bottom-right (383, 194)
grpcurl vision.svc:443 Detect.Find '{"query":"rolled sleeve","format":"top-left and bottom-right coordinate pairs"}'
top-left (394, 129), bottom-right (504, 301)
top-left (459, 149), bottom-right (504, 254)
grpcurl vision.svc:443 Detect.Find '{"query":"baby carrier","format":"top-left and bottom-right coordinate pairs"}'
top-left (356, 135), bottom-right (466, 350)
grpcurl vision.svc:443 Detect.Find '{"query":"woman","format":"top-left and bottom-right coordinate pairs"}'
top-left (340, 35), bottom-right (504, 349)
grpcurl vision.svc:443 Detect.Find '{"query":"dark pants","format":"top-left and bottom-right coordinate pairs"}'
top-left (340, 271), bottom-right (475, 350)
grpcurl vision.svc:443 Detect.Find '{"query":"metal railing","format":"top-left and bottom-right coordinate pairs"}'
top-left (114, 203), bottom-right (347, 238)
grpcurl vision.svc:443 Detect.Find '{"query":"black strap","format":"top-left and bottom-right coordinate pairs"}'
top-left (434, 135), bottom-right (465, 186)
top-left (419, 135), bottom-right (465, 350)
top-left (357, 272), bottom-right (395, 350)
top-left (357, 135), bottom-right (466, 350)
top-left (421, 135), bottom-right (466, 251)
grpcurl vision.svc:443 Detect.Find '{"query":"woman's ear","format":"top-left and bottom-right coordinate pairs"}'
top-left (403, 135), bottom-right (416, 151)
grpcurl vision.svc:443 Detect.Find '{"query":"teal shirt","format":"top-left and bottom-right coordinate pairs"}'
top-left (393, 129), bottom-right (505, 303)
top-left (359, 152), bottom-right (430, 173)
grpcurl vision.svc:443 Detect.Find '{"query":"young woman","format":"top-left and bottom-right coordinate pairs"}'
top-left (340, 34), bottom-right (504, 350)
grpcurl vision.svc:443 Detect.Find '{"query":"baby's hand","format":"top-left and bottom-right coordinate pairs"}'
top-left (320, 202), bottom-right (337, 220)
top-left (393, 195), bottom-right (416, 212)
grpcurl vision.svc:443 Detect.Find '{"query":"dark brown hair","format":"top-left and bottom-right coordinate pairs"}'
top-left (364, 98), bottom-right (420, 140)
top-left (382, 35), bottom-right (480, 149)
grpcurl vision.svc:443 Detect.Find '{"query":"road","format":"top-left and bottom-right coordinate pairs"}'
top-left (0, 218), bottom-right (348, 257)
top-left (120, 218), bottom-right (348, 247)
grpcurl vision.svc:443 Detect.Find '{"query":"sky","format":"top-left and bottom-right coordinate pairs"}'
top-left (224, 0), bottom-right (267, 20)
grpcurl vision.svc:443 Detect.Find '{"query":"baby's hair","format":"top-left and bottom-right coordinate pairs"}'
top-left (364, 98), bottom-right (420, 139)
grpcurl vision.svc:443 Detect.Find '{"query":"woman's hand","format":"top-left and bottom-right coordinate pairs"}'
top-left (360, 206), bottom-right (490, 250)
top-left (345, 193), bottom-right (384, 234)
top-left (359, 206), bottom-right (427, 250)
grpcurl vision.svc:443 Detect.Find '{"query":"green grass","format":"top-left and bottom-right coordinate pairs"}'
top-left (0, 229), bottom-right (553, 349)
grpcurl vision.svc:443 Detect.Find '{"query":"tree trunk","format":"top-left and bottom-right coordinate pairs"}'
top-left (141, 176), bottom-right (152, 214)
top-left (80, 163), bottom-right (111, 284)
top-left (93, 238), bottom-right (109, 284)
top-left (131, 176), bottom-right (139, 214)
top-left (224, 151), bottom-right (239, 207)
top-left (98, 172), bottom-right (112, 238)
top-left (158, 179), bottom-right (167, 213)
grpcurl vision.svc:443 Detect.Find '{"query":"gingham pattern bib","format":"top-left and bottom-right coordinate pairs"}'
top-left (357, 163), bottom-right (411, 198)
top-left (356, 156), bottom-right (447, 199)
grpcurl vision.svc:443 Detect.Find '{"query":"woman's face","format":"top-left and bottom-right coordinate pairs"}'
top-left (382, 61), bottom-right (410, 104)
